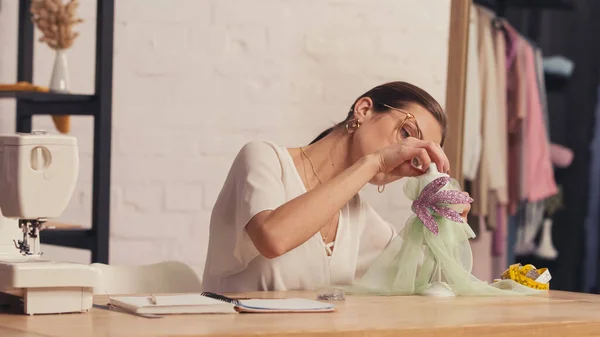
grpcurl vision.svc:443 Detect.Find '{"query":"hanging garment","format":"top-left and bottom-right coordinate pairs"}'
top-left (471, 7), bottom-right (508, 229)
top-left (470, 7), bottom-right (491, 220)
top-left (491, 20), bottom-right (509, 276)
top-left (494, 23), bottom-right (508, 199)
top-left (584, 85), bottom-right (600, 292)
top-left (519, 46), bottom-right (530, 202)
top-left (515, 45), bottom-right (554, 261)
top-left (481, 10), bottom-right (508, 209)
top-left (503, 22), bottom-right (529, 270)
top-left (462, 5), bottom-right (483, 181)
top-left (534, 48), bottom-right (551, 139)
top-left (522, 42), bottom-right (559, 202)
top-left (503, 21), bottom-right (527, 215)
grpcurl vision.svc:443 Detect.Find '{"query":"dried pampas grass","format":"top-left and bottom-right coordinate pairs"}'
top-left (30, 0), bottom-right (83, 50)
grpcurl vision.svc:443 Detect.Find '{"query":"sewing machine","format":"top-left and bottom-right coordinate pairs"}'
top-left (0, 131), bottom-right (97, 315)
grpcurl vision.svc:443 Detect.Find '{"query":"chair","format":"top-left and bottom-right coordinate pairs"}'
top-left (90, 261), bottom-right (203, 295)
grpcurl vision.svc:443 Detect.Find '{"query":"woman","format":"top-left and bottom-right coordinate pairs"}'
top-left (202, 81), bottom-right (468, 292)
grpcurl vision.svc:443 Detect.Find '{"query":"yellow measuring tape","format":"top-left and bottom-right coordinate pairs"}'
top-left (496, 264), bottom-right (550, 290)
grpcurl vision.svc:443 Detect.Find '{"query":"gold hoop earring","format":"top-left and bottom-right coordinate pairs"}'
top-left (378, 185), bottom-right (386, 193)
top-left (345, 119), bottom-right (361, 133)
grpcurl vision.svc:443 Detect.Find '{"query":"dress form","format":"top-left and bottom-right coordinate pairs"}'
top-left (345, 163), bottom-right (546, 296)
top-left (416, 164), bottom-right (459, 297)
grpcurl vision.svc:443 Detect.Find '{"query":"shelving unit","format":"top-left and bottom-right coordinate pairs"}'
top-left (0, 0), bottom-right (114, 263)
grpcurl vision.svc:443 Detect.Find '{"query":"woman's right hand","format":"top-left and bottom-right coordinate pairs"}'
top-left (372, 137), bottom-right (450, 184)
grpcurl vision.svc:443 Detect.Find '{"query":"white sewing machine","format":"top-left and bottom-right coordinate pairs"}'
top-left (0, 131), bottom-right (97, 315)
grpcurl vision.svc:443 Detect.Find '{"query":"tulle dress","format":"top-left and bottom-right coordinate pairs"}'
top-left (344, 164), bottom-right (543, 296)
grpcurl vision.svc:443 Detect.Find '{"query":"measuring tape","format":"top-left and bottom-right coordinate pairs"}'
top-left (495, 264), bottom-right (551, 290)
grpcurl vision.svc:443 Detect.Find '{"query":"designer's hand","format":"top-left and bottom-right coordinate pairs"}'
top-left (372, 137), bottom-right (450, 185)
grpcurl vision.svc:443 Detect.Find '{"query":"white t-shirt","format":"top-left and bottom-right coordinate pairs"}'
top-left (202, 141), bottom-right (396, 292)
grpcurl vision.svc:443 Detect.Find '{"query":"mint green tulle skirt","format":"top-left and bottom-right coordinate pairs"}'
top-left (342, 176), bottom-right (544, 297)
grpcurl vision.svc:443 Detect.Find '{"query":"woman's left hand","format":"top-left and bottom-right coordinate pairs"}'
top-left (461, 192), bottom-right (471, 222)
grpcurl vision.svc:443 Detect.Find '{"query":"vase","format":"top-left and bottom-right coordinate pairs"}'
top-left (49, 49), bottom-right (70, 93)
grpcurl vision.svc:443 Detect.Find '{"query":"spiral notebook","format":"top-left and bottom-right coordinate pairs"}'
top-left (108, 292), bottom-right (334, 315)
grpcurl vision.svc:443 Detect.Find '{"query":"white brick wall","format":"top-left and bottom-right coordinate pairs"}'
top-left (0, 0), bottom-right (450, 275)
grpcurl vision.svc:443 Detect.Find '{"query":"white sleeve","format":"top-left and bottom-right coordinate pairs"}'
top-left (230, 141), bottom-right (286, 268)
top-left (355, 199), bottom-right (397, 279)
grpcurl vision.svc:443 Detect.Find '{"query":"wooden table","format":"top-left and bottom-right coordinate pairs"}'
top-left (2, 290), bottom-right (600, 336)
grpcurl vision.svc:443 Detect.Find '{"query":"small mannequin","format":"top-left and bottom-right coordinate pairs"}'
top-left (347, 162), bottom-right (544, 296)
top-left (415, 163), bottom-right (467, 297)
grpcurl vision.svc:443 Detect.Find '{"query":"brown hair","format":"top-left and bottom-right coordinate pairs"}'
top-left (310, 81), bottom-right (447, 145)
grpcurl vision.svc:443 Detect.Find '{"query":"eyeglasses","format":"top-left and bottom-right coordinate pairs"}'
top-left (378, 103), bottom-right (423, 140)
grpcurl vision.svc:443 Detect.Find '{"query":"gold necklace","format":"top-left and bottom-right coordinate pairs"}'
top-left (299, 147), bottom-right (336, 245)
top-left (300, 147), bottom-right (323, 185)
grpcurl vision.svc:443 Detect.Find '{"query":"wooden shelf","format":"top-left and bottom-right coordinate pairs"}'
top-left (0, 91), bottom-right (97, 116)
top-left (40, 229), bottom-right (95, 250)
top-left (0, 91), bottom-right (93, 102)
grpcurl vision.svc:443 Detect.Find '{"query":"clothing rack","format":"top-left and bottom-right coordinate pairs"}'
top-left (474, 0), bottom-right (575, 42)
top-left (474, 0), bottom-right (575, 15)
top-left (475, 0), bottom-right (574, 39)
top-left (471, 0), bottom-right (587, 293)
top-left (0, 0), bottom-right (114, 264)
top-left (474, 0), bottom-right (575, 92)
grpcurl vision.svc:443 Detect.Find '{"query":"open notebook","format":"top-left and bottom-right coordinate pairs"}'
top-left (108, 293), bottom-right (335, 315)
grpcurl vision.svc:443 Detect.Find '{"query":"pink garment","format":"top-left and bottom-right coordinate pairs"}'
top-left (522, 43), bottom-right (559, 202)
top-left (503, 22), bottom-right (526, 215)
top-left (550, 143), bottom-right (574, 168)
top-left (471, 215), bottom-right (494, 282)
top-left (519, 48), bottom-right (530, 201)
